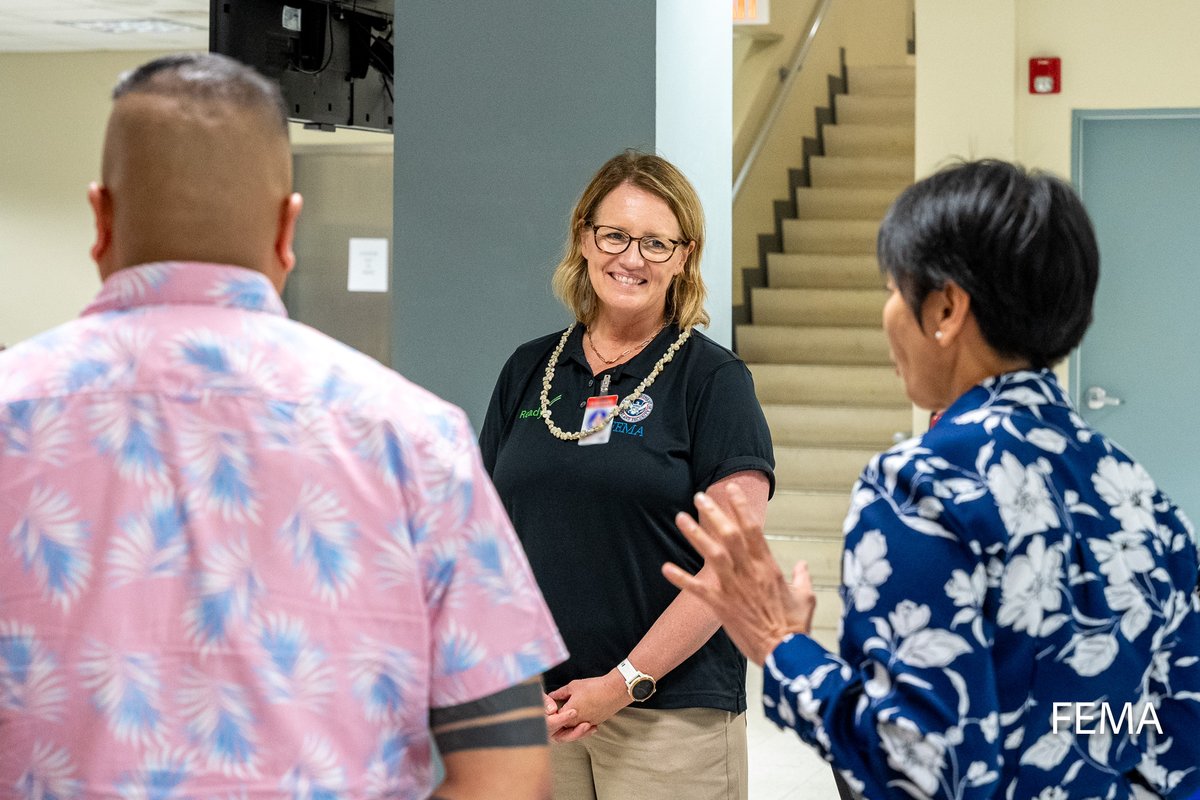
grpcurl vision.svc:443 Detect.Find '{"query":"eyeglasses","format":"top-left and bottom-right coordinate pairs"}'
top-left (588, 223), bottom-right (687, 263)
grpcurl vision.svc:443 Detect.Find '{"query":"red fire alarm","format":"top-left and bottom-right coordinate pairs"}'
top-left (1029, 57), bottom-right (1061, 94)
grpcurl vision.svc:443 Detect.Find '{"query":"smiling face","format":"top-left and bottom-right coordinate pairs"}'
top-left (582, 182), bottom-right (692, 326)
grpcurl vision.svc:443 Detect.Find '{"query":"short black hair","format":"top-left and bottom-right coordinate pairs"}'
top-left (877, 159), bottom-right (1099, 368)
top-left (113, 52), bottom-right (289, 134)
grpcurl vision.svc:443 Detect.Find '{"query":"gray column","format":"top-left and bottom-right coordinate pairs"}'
top-left (393, 3), bottom-right (656, 428)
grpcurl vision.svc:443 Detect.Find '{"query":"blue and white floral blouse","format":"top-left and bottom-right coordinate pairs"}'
top-left (764, 370), bottom-right (1200, 799)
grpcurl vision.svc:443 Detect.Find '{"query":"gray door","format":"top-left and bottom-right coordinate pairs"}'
top-left (287, 147), bottom-right (393, 364)
top-left (1073, 110), bottom-right (1200, 523)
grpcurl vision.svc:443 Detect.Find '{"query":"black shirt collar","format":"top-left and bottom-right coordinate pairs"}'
top-left (561, 321), bottom-right (684, 381)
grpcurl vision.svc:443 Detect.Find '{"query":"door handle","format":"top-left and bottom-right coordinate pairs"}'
top-left (1085, 386), bottom-right (1123, 410)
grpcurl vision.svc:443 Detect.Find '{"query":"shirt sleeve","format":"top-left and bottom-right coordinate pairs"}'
top-left (761, 463), bottom-right (1002, 799)
top-left (688, 359), bottom-right (775, 497)
top-left (1138, 504), bottom-right (1200, 796)
top-left (404, 405), bottom-right (567, 710)
top-left (1150, 604), bottom-right (1200, 797)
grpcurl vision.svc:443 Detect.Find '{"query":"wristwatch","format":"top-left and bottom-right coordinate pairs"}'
top-left (617, 659), bottom-right (656, 702)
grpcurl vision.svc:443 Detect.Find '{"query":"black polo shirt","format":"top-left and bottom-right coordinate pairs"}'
top-left (479, 323), bottom-right (774, 713)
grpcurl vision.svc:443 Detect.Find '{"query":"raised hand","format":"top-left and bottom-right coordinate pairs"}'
top-left (663, 486), bottom-right (816, 666)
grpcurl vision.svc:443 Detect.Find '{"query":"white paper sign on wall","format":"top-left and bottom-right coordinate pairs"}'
top-left (348, 237), bottom-right (390, 293)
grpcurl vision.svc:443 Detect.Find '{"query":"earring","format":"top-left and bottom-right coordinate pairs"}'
top-left (934, 330), bottom-right (944, 340)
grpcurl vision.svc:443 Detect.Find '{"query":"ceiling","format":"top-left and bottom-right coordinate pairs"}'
top-left (0, 0), bottom-right (210, 53)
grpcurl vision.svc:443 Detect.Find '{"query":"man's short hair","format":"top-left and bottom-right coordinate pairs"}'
top-left (113, 52), bottom-right (289, 134)
top-left (877, 159), bottom-right (1100, 369)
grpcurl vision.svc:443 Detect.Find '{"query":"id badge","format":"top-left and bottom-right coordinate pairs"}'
top-left (579, 394), bottom-right (618, 446)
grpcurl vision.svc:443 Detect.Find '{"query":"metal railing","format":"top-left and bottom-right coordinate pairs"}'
top-left (732, 0), bottom-right (834, 202)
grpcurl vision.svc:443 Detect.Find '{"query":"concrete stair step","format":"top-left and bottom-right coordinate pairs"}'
top-left (767, 253), bottom-right (884, 290)
top-left (835, 94), bottom-right (914, 125)
top-left (783, 219), bottom-right (879, 255)
top-left (767, 533), bottom-right (844, 587)
top-left (846, 65), bottom-right (916, 97)
top-left (763, 403), bottom-right (910, 447)
top-left (809, 156), bottom-right (913, 190)
top-left (815, 588), bottom-right (844, 632)
top-left (767, 489), bottom-right (852, 533)
top-left (752, 287), bottom-right (884, 327)
top-left (824, 124), bottom-right (914, 158)
top-left (809, 622), bottom-right (840, 652)
top-left (748, 363), bottom-right (908, 406)
top-left (737, 324), bottom-right (889, 365)
top-left (761, 588), bottom-right (839, 640)
top-left (776, 444), bottom-right (876, 493)
top-left (765, 534), bottom-right (846, 639)
top-left (793, 186), bottom-right (899, 221)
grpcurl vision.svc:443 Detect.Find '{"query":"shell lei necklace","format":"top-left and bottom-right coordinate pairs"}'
top-left (541, 321), bottom-right (692, 441)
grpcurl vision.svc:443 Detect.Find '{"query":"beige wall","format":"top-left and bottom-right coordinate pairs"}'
top-left (734, 0), bottom-right (822, 173)
top-left (0, 51), bottom-right (142, 348)
top-left (0, 50), bottom-right (389, 348)
top-left (911, 0), bottom-right (1200, 429)
top-left (1015, 0), bottom-right (1200, 176)
top-left (917, 0), bottom-right (1200, 180)
top-left (914, 0), bottom-right (1016, 176)
top-left (732, 0), bottom-right (913, 306)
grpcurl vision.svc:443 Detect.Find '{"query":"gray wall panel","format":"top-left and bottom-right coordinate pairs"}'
top-left (393, 2), bottom-right (656, 428)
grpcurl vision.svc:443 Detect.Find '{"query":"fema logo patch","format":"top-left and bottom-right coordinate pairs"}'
top-left (620, 394), bottom-right (654, 423)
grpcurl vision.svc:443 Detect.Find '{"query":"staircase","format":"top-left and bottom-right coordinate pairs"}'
top-left (738, 64), bottom-right (916, 647)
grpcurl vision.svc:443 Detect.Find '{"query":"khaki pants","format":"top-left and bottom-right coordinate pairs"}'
top-left (550, 706), bottom-right (748, 800)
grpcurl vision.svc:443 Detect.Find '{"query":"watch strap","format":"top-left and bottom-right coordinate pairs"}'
top-left (617, 659), bottom-right (642, 684)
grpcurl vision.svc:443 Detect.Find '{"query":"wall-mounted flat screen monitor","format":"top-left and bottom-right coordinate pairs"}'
top-left (210, 0), bottom-right (394, 133)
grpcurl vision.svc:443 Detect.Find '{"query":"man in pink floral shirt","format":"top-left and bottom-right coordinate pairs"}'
top-left (0, 53), bottom-right (567, 799)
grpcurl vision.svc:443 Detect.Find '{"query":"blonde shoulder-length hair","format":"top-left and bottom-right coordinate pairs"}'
top-left (551, 150), bottom-right (709, 329)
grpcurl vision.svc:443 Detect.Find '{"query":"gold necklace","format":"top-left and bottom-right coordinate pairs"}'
top-left (541, 322), bottom-right (691, 441)
top-left (586, 325), bottom-right (663, 365)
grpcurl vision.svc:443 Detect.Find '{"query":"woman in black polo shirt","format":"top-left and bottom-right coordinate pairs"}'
top-left (479, 151), bottom-right (775, 800)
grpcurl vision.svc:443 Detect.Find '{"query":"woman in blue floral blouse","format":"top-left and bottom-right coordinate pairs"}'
top-left (665, 160), bottom-right (1200, 799)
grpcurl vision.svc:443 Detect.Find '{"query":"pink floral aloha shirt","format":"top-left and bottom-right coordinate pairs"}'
top-left (0, 262), bottom-right (566, 798)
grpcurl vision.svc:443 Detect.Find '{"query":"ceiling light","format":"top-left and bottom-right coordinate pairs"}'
top-left (58, 19), bottom-right (202, 35)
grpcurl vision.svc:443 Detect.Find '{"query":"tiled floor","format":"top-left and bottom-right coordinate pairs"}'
top-left (746, 671), bottom-right (843, 800)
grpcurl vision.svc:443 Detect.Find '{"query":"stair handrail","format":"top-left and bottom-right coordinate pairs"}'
top-left (733, 0), bottom-right (835, 202)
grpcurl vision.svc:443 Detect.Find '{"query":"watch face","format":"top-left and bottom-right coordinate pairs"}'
top-left (630, 677), bottom-right (655, 702)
